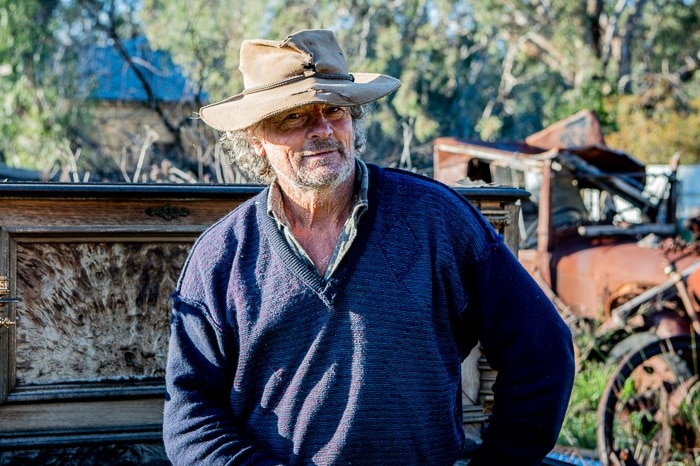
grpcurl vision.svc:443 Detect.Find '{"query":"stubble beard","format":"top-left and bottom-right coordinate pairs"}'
top-left (290, 141), bottom-right (355, 190)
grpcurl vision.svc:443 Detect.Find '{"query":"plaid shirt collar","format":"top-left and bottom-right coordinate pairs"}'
top-left (267, 158), bottom-right (369, 279)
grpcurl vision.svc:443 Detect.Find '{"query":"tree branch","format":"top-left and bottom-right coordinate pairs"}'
top-left (82, 0), bottom-right (181, 145)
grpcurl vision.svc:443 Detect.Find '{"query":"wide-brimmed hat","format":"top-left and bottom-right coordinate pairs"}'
top-left (198, 29), bottom-right (401, 132)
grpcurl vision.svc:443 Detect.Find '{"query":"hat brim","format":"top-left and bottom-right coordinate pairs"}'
top-left (199, 72), bottom-right (401, 132)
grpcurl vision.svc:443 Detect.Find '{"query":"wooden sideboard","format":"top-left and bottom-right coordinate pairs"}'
top-left (0, 183), bottom-right (525, 463)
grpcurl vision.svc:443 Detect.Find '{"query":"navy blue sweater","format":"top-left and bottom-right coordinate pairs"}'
top-left (163, 164), bottom-right (575, 465)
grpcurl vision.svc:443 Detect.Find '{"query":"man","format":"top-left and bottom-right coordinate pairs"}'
top-left (163, 29), bottom-right (575, 466)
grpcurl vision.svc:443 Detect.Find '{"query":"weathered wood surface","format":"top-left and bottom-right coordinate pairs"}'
top-left (0, 185), bottom-right (260, 454)
top-left (0, 398), bottom-right (163, 432)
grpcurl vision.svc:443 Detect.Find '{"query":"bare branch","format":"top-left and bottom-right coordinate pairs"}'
top-left (676, 50), bottom-right (700, 83)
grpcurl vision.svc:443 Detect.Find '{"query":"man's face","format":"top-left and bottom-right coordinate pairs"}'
top-left (252, 104), bottom-right (356, 190)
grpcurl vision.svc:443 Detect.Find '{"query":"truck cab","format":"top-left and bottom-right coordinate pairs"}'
top-left (434, 111), bottom-right (695, 330)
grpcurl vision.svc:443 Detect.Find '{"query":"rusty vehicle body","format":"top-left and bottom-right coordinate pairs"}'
top-left (435, 111), bottom-right (700, 463)
top-left (433, 110), bottom-right (700, 342)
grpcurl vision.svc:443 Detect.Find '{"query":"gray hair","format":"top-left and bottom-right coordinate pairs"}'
top-left (218, 105), bottom-right (368, 184)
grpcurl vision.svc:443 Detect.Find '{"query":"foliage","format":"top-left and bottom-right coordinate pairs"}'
top-left (558, 360), bottom-right (614, 450)
top-left (0, 0), bottom-right (144, 174)
top-left (605, 96), bottom-right (700, 165)
top-left (139, 0), bottom-right (700, 175)
top-left (139, 0), bottom-right (263, 106)
top-left (0, 0), bottom-right (75, 171)
top-left (2, 0), bottom-right (700, 178)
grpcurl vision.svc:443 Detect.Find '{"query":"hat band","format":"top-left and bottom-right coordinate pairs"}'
top-left (242, 72), bottom-right (355, 96)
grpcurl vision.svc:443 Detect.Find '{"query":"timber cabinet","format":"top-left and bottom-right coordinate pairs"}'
top-left (0, 183), bottom-right (524, 463)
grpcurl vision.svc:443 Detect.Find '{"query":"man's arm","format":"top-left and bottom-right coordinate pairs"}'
top-left (463, 241), bottom-right (575, 466)
top-left (163, 299), bottom-right (283, 466)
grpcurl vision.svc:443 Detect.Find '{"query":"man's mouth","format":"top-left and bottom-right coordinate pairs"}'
top-left (299, 144), bottom-right (343, 158)
top-left (303, 150), bottom-right (335, 158)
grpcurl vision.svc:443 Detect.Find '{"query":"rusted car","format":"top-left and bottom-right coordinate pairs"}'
top-left (434, 110), bottom-right (698, 342)
top-left (434, 111), bottom-right (700, 465)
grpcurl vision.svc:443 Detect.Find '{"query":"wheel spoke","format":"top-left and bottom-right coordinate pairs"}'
top-left (597, 335), bottom-right (700, 466)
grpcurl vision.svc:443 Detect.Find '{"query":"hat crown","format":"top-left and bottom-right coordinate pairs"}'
top-left (199, 29), bottom-right (400, 132)
top-left (239, 29), bottom-right (350, 91)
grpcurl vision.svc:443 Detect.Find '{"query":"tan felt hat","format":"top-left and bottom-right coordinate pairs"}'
top-left (198, 29), bottom-right (401, 132)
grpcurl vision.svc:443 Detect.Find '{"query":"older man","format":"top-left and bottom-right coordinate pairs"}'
top-left (163, 29), bottom-right (575, 466)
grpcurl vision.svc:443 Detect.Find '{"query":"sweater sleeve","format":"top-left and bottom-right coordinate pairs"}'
top-left (462, 241), bottom-right (575, 466)
top-left (163, 297), bottom-right (284, 466)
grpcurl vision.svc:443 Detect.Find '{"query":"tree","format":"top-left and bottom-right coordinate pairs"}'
top-left (0, 0), bottom-right (144, 176)
top-left (139, 0), bottom-right (512, 171)
top-left (5, 0), bottom-right (699, 177)
top-left (1, 0), bottom-right (232, 182)
top-left (445, 0), bottom-right (700, 162)
top-left (0, 0), bottom-right (76, 173)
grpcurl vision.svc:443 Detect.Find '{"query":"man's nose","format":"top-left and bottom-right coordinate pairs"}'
top-left (307, 115), bottom-right (333, 139)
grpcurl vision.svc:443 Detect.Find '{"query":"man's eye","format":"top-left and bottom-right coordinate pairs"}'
top-left (284, 112), bottom-right (303, 121)
top-left (325, 107), bottom-right (346, 118)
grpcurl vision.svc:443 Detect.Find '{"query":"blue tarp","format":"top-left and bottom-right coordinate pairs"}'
top-left (80, 36), bottom-right (207, 103)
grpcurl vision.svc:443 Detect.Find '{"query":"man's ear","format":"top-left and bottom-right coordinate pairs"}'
top-left (251, 137), bottom-right (266, 157)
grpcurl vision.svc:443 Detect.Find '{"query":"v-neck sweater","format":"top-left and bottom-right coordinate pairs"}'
top-left (164, 163), bottom-right (575, 466)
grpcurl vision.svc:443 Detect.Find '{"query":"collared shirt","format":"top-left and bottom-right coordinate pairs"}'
top-left (267, 158), bottom-right (369, 280)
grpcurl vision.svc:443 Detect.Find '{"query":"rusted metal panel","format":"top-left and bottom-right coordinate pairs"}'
top-left (434, 136), bottom-right (544, 186)
top-left (431, 109), bottom-right (700, 427)
top-left (436, 113), bottom-right (700, 466)
top-left (553, 240), bottom-right (698, 320)
top-left (433, 112), bottom-right (690, 321)
top-left (525, 109), bottom-right (606, 149)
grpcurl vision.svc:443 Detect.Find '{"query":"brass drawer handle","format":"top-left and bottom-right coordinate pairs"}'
top-left (0, 316), bottom-right (16, 329)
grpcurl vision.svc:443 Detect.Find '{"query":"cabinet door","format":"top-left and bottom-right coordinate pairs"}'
top-left (0, 186), bottom-right (256, 450)
top-left (0, 224), bottom-right (194, 447)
